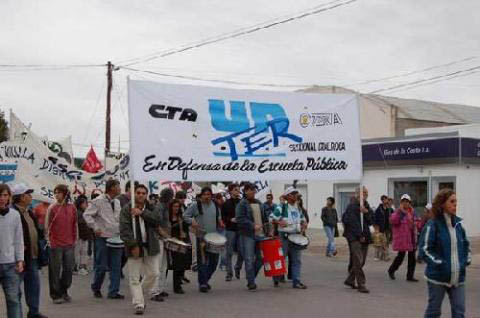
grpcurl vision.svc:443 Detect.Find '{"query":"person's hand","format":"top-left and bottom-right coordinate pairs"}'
top-left (301, 222), bottom-right (308, 232)
top-left (219, 220), bottom-right (225, 228)
top-left (191, 219), bottom-right (199, 229)
top-left (279, 220), bottom-right (288, 228)
top-left (94, 229), bottom-right (102, 237)
top-left (231, 218), bottom-right (237, 223)
top-left (254, 224), bottom-right (263, 231)
top-left (15, 261), bottom-right (24, 273)
top-left (131, 246), bottom-right (140, 259)
top-left (360, 207), bottom-right (369, 214)
top-left (131, 208), bottom-right (142, 216)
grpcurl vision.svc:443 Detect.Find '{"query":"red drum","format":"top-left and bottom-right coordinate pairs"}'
top-left (258, 238), bottom-right (286, 277)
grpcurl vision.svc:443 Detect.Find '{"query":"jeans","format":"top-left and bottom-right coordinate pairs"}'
top-left (92, 238), bottom-right (123, 297)
top-left (23, 259), bottom-right (41, 316)
top-left (238, 235), bottom-right (262, 285)
top-left (0, 263), bottom-right (22, 318)
top-left (324, 226), bottom-right (336, 255)
top-left (274, 235), bottom-right (302, 285)
top-left (225, 230), bottom-right (243, 277)
top-left (389, 250), bottom-right (416, 279)
top-left (425, 282), bottom-right (465, 318)
top-left (196, 239), bottom-right (219, 287)
top-left (345, 241), bottom-right (368, 288)
top-left (48, 246), bottom-right (75, 300)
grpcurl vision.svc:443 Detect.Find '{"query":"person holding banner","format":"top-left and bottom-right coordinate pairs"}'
top-left (236, 183), bottom-right (269, 291)
top-left (342, 186), bottom-right (373, 294)
top-left (119, 184), bottom-right (162, 315)
top-left (184, 187), bottom-right (225, 293)
top-left (270, 187), bottom-right (308, 289)
top-left (222, 183), bottom-right (243, 282)
top-left (83, 179), bottom-right (124, 300)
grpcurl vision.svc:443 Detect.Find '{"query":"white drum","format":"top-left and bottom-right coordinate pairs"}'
top-left (164, 238), bottom-right (191, 254)
top-left (288, 234), bottom-right (310, 250)
top-left (203, 233), bottom-right (227, 254)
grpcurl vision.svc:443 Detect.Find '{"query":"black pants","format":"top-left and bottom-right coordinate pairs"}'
top-left (173, 270), bottom-right (185, 292)
top-left (389, 250), bottom-right (416, 279)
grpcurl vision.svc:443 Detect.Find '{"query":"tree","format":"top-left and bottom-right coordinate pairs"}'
top-left (0, 110), bottom-right (8, 143)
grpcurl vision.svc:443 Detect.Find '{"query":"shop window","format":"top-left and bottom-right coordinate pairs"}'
top-left (439, 182), bottom-right (454, 191)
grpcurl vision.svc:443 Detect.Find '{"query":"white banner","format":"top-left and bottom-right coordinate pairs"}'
top-left (128, 80), bottom-right (362, 181)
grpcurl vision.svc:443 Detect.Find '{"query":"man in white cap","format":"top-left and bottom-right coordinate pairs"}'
top-left (388, 194), bottom-right (420, 282)
top-left (12, 183), bottom-right (48, 318)
top-left (270, 187), bottom-right (308, 289)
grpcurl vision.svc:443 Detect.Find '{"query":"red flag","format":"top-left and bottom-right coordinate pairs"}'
top-left (82, 146), bottom-right (103, 173)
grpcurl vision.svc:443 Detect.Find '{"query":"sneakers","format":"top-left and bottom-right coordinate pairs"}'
top-left (199, 285), bottom-right (209, 293)
top-left (93, 290), bottom-right (103, 298)
top-left (344, 280), bottom-right (358, 289)
top-left (134, 306), bottom-right (144, 315)
top-left (52, 298), bottom-right (64, 305)
top-left (358, 286), bottom-right (370, 293)
top-left (78, 268), bottom-right (89, 276)
top-left (206, 284), bottom-right (212, 290)
top-left (247, 283), bottom-right (257, 291)
top-left (407, 278), bottom-right (419, 282)
top-left (234, 268), bottom-right (241, 280)
top-left (225, 275), bottom-right (232, 282)
top-left (293, 282), bottom-right (307, 290)
top-left (159, 292), bottom-right (169, 297)
top-left (107, 293), bottom-right (125, 300)
top-left (62, 294), bottom-right (72, 302)
top-left (150, 295), bottom-right (164, 302)
top-left (274, 281), bottom-right (279, 288)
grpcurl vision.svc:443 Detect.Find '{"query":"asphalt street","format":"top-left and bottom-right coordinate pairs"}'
top-left (1, 248), bottom-right (480, 318)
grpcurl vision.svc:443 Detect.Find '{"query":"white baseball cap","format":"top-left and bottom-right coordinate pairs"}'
top-left (11, 183), bottom-right (34, 196)
top-left (284, 187), bottom-right (299, 196)
top-left (400, 194), bottom-right (411, 202)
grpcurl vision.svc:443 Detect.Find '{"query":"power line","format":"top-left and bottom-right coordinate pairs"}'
top-left (367, 65), bottom-right (480, 94)
top-left (116, 0), bottom-right (358, 67)
top-left (346, 56), bottom-right (479, 87)
top-left (120, 66), bottom-right (313, 88)
top-left (0, 63), bottom-right (105, 68)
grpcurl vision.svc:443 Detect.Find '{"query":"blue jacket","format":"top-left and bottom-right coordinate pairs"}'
top-left (418, 214), bottom-right (471, 287)
top-left (235, 198), bottom-right (269, 238)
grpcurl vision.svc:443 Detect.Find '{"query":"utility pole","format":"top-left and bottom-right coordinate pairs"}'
top-left (105, 61), bottom-right (113, 161)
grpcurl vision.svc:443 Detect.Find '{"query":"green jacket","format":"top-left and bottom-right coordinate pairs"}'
top-left (120, 203), bottom-right (161, 257)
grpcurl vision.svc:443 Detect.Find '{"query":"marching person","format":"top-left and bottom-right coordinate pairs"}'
top-left (214, 192), bottom-right (228, 271)
top-left (388, 194), bottom-right (420, 282)
top-left (120, 184), bottom-right (162, 315)
top-left (236, 183), bottom-right (269, 290)
top-left (374, 195), bottom-right (392, 261)
top-left (0, 184), bottom-right (24, 318)
top-left (75, 196), bottom-right (93, 276)
top-left (12, 184), bottom-right (48, 318)
top-left (184, 187), bottom-right (224, 293)
top-left (342, 186), bottom-right (373, 293)
top-left (151, 188), bottom-right (174, 301)
top-left (45, 184), bottom-right (77, 304)
top-left (262, 193), bottom-right (277, 218)
top-left (419, 189), bottom-right (470, 318)
top-left (167, 199), bottom-right (192, 294)
top-left (321, 197), bottom-right (338, 257)
top-left (83, 179), bottom-right (124, 299)
top-left (175, 190), bottom-right (191, 284)
top-left (270, 187), bottom-right (308, 289)
top-left (221, 183), bottom-right (243, 281)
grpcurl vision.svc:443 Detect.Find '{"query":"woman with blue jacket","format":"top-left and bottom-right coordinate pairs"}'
top-left (418, 189), bottom-right (471, 318)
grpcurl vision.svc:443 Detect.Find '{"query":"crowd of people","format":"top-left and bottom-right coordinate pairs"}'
top-left (0, 180), bottom-right (472, 317)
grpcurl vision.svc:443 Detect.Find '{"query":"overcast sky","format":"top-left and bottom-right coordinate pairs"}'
top-left (1, 0), bottom-right (479, 158)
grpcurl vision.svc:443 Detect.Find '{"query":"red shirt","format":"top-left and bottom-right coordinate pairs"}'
top-left (47, 203), bottom-right (77, 248)
top-left (33, 202), bottom-right (49, 226)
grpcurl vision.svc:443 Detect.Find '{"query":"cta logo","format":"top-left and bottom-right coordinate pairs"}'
top-left (299, 112), bottom-right (342, 128)
top-left (149, 104), bottom-right (197, 122)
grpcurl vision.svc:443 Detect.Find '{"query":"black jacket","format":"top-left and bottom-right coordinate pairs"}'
top-left (342, 200), bottom-right (373, 244)
top-left (374, 205), bottom-right (391, 233)
top-left (221, 197), bottom-right (240, 231)
top-left (321, 207), bottom-right (338, 227)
